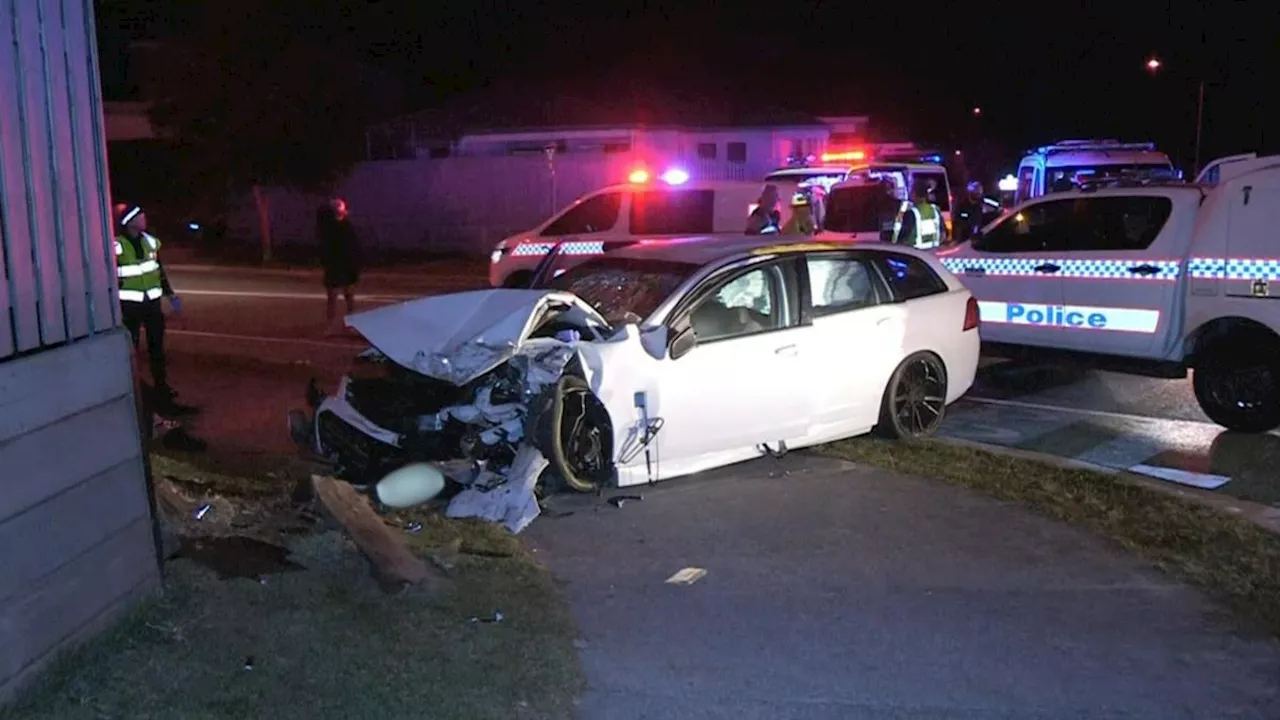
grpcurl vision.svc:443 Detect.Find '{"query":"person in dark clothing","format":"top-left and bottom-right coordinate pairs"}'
top-left (876, 178), bottom-right (902, 243)
top-left (745, 184), bottom-right (782, 235)
top-left (317, 197), bottom-right (361, 335)
top-left (954, 181), bottom-right (997, 242)
top-left (114, 203), bottom-right (196, 417)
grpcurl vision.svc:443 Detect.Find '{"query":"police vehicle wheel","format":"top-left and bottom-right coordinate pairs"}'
top-left (1193, 347), bottom-right (1280, 433)
top-left (875, 352), bottom-right (948, 439)
top-left (527, 374), bottom-right (613, 493)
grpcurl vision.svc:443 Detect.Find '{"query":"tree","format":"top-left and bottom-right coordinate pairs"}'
top-left (146, 1), bottom-right (399, 261)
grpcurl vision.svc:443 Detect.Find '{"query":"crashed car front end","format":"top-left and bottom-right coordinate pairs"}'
top-left (288, 288), bottom-right (623, 533)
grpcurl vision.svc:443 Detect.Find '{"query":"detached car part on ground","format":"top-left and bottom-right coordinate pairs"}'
top-left (290, 237), bottom-right (981, 533)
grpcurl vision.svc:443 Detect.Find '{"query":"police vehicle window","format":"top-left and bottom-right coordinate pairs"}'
top-left (540, 192), bottom-right (622, 236)
top-left (629, 189), bottom-right (715, 235)
top-left (877, 254), bottom-right (948, 301)
top-left (689, 266), bottom-right (782, 343)
top-left (823, 186), bottom-right (882, 233)
top-left (916, 172), bottom-right (950, 211)
top-left (1015, 167), bottom-right (1034, 204)
top-left (972, 200), bottom-right (1074, 253)
top-left (1060, 196), bottom-right (1174, 252)
top-left (807, 256), bottom-right (882, 316)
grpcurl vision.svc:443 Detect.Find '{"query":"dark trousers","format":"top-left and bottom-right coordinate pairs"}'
top-left (122, 298), bottom-right (168, 389)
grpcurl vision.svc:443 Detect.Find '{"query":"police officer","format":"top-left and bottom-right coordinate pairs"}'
top-left (894, 179), bottom-right (947, 249)
top-left (875, 178), bottom-right (902, 243)
top-left (781, 190), bottom-right (817, 235)
top-left (114, 203), bottom-right (195, 416)
top-left (745, 184), bottom-right (782, 235)
top-left (954, 180), bottom-right (996, 242)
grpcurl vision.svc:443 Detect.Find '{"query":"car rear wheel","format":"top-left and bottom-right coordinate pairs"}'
top-left (528, 374), bottom-right (614, 493)
top-left (1193, 344), bottom-right (1280, 433)
top-left (875, 352), bottom-right (948, 439)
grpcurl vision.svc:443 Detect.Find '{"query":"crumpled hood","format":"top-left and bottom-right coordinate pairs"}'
top-left (346, 288), bottom-right (608, 385)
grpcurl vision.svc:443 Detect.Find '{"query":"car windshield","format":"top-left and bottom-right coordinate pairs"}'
top-left (1046, 163), bottom-right (1177, 191)
top-left (823, 185), bottom-right (884, 233)
top-left (541, 256), bottom-right (701, 325)
top-left (764, 171), bottom-right (847, 193)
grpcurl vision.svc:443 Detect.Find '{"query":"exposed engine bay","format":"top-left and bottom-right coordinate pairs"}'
top-left (292, 289), bottom-right (619, 533)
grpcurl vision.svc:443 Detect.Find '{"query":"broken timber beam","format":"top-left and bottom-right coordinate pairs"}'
top-left (312, 475), bottom-right (441, 590)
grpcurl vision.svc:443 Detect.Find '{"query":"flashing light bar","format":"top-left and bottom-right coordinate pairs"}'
top-left (821, 150), bottom-right (866, 163)
top-left (997, 174), bottom-right (1018, 192)
top-left (628, 169), bottom-right (650, 184)
top-left (660, 168), bottom-right (690, 185)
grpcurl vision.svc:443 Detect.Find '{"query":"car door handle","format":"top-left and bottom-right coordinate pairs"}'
top-left (1128, 264), bottom-right (1160, 276)
top-left (963, 265), bottom-right (986, 276)
top-left (774, 344), bottom-right (798, 356)
top-left (1034, 263), bottom-right (1060, 274)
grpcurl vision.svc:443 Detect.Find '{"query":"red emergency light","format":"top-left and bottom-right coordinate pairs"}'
top-left (821, 150), bottom-right (867, 163)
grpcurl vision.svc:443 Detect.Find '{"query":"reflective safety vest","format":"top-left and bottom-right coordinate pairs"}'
top-left (782, 204), bottom-right (816, 235)
top-left (894, 202), bottom-right (943, 249)
top-left (115, 232), bottom-right (164, 302)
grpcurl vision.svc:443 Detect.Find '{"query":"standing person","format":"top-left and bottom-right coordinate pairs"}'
top-left (745, 184), bottom-right (782, 235)
top-left (114, 203), bottom-right (196, 417)
top-left (317, 197), bottom-right (361, 335)
top-left (875, 178), bottom-right (903, 243)
top-left (894, 180), bottom-right (947, 249)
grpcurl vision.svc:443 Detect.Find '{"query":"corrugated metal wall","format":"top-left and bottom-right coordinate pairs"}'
top-left (0, 0), bottom-right (119, 361)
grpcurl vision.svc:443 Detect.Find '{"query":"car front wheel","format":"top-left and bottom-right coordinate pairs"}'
top-left (875, 352), bottom-right (949, 439)
top-left (1193, 346), bottom-right (1280, 433)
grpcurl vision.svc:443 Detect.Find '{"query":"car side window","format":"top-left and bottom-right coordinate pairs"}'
top-left (1058, 196), bottom-right (1174, 252)
top-left (540, 192), bottom-right (622, 236)
top-left (972, 199), bottom-right (1074, 253)
top-left (1015, 166), bottom-right (1035, 204)
top-left (877, 254), bottom-right (948, 301)
top-left (688, 266), bottom-right (784, 343)
top-left (806, 255), bottom-right (884, 317)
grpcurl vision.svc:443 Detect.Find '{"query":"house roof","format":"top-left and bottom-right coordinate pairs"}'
top-left (378, 85), bottom-right (828, 139)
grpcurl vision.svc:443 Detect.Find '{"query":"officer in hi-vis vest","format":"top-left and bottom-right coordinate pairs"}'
top-left (893, 179), bottom-right (946, 249)
top-left (114, 203), bottom-right (196, 417)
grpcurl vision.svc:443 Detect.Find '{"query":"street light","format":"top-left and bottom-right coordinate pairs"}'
top-left (1145, 56), bottom-right (1205, 178)
top-left (972, 106), bottom-right (982, 116)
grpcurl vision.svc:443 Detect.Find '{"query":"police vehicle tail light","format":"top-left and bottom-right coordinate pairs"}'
top-left (628, 168), bottom-right (650, 184)
top-left (963, 296), bottom-right (980, 332)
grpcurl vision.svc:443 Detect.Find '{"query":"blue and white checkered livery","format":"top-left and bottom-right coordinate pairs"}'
top-left (1188, 257), bottom-right (1280, 281)
top-left (939, 257), bottom-right (1180, 281)
top-left (510, 240), bottom-right (605, 257)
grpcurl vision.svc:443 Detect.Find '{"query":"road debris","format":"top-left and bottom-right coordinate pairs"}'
top-left (607, 494), bottom-right (643, 508)
top-left (406, 521), bottom-right (423, 534)
top-left (243, 656), bottom-right (255, 671)
top-left (665, 567), bottom-right (707, 586)
top-left (193, 503), bottom-right (212, 521)
top-left (470, 611), bottom-right (504, 624)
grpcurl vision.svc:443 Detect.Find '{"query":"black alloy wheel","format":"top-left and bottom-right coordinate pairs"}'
top-left (877, 352), bottom-right (949, 439)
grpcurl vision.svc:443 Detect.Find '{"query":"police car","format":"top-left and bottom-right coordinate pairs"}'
top-left (488, 170), bottom-right (797, 288)
top-left (1012, 139), bottom-right (1177, 204)
top-left (939, 153), bottom-right (1280, 432)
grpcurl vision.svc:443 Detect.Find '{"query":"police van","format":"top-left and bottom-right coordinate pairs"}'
top-left (489, 172), bottom-right (796, 288)
top-left (1012, 139), bottom-right (1176, 205)
top-left (939, 153), bottom-right (1280, 432)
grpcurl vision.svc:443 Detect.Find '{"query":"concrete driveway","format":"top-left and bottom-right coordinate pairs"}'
top-left (526, 453), bottom-right (1280, 720)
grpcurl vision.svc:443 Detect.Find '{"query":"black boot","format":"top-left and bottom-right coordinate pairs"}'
top-left (155, 385), bottom-right (199, 418)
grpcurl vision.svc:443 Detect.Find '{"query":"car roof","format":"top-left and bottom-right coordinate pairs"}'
top-left (1034, 149), bottom-right (1172, 168)
top-left (764, 166), bottom-right (851, 177)
top-left (580, 235), bottom-right (937, 268)
top-left (1022, 183), bottom-right (1204, 201)
top-left (595, 179), bottom-right (767, 194)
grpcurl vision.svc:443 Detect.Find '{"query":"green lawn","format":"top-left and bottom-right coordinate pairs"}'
top-left (1, 458), bottom-right (582, 720)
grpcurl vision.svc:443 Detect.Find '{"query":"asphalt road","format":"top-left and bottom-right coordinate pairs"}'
top-left (164, 263), bottom-right (1280, 505)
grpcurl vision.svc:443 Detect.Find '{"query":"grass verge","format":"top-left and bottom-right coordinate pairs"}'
top-left (1, 459), bottom-right (583, 720)
top-left (821, 437), bottom-right (1280, 637)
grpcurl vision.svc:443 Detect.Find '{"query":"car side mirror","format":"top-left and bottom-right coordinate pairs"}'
top-left (669, 326), bottom-right (697, 360)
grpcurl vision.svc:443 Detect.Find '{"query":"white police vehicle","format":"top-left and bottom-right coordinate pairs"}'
top-left (1012, 139), bottom-right (1176, 204)
top-left (940, 153), bottom-right (1280, 432)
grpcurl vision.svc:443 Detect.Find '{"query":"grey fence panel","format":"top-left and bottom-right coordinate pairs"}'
top-left (15, 0), bottom-right (68, 345)
top-left (38, 0), bottom-right (89, 339)
top-left (0, 4), bottom-right (43, 352)
top-left (63, 0), bottom-right (115, 332)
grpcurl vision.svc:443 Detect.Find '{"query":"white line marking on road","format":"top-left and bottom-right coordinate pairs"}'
top-left (179, 289), bottom-right (416, 301)
top-left (963, 396), bottom-right (1215, 428)
top-left (1127, 464), bottom-right (1231, 490)
top-left (169, 329), bottom-right (360, 350)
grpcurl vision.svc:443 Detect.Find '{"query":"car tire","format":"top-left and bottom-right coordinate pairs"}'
top-left (527, 374), bottom-right (613, 493)
top-left (874, 352), bottom-right (949, 440)
top-left (502, 270), bottom-right (532, 289)
top-left (1192, 342), bottom-right (1280, 433)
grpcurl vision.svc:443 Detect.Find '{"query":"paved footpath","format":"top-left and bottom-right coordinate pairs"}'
top-left (527, 453), bottom-right (1280, 720)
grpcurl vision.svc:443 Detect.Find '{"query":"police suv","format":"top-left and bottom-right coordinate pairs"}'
top-left (1013, 139), bottom-right (1176, 204)
top-left (939, 153), bottom-right (1280, 433)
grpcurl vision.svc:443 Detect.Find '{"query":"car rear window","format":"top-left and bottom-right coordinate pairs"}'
top-left (629, 189), bottom-right (715, 235)
top-left (878, 254), bottom-right (948, 301)
top-left (823, 185), bottom-right (884, 233)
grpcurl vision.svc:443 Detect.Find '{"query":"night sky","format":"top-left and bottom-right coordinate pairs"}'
top-left (96, 0), bottom-right (1275, 169)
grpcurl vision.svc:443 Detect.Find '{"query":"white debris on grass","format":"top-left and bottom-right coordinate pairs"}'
top-left (446, 443), bottom-right (549, 534)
